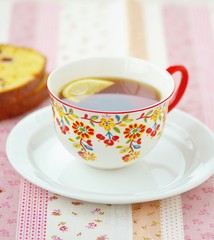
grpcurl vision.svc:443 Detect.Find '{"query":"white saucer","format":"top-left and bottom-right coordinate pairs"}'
top-left (6, 106), bottom-right (214, 204)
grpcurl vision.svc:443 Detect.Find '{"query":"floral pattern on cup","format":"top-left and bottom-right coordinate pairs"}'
top-left (51, 98), bottom-right (168, 165)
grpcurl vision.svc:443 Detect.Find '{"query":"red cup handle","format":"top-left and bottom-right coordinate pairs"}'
top-left (166, 65), bottom-right (188, 112)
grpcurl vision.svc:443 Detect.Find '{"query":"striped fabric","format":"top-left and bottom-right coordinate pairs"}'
top-left (0, 1), bottom-right (213, 239)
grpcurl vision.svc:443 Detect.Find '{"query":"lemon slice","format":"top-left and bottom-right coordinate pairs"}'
top-left (61, 78), bottom-right (114, 103)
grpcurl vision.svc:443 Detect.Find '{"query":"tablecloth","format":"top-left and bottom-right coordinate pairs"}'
top-left (0, 0), bottom-right (214, 239)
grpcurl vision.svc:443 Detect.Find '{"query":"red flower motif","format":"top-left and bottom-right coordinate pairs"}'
top-left (60, 125), bottom-right (69, 134)
top-left (122, 152), bottom-right (140, 162)
top-left (52, 209), bottom-right (61, 216)
top-left (151, 130), bottom-right (157, 137)
top-left (78, 151), bottom-right (85, 158)
top-left (112, 135), bottom-right (119, 141)
top-left (49, 196), bottom-right (58, 201)
top-left (72, 121), bottom-right (94, 139)
top-left (122, 154), bottom-right (130, 162)
top-left (56, 118), bottom-right (60, 126)
top-left (104, 139), bottom-right (114, 146)
top-left (71, 201), bottom-right (82, 205)
top-left (96, 134), bottom-right (105, 140)
top-left (123, 123), bottom-right (146, 140)
top-left (59, 225), bottom-right (68, 232)
top-left (77, 151), bottom-right (96, 161)
top-left (146, 127), bottom-right (152, 134)
top-left (86, 140), bottom-right (93, 146)
top-left (97, 134), bottom-right (119, 146)
top-left (87, 222), bottom-right (97, 229)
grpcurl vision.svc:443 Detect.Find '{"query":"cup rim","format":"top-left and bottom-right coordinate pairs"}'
top-left (47, 57), bottom-right (175, 114)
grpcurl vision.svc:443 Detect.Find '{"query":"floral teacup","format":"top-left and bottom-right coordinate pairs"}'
top-left (47, 57), bottom-right (188, 169)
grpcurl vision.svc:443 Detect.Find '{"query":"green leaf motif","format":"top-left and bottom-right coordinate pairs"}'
top-left (126, 139), bottom-right (132, 144)
top-left (90, 120), bottom-right (95, 127)
top-left (64, 116), bottom-right (70, 125)
top-left (116, 145), bottom-right (124, 148)
top-left (76, 136), bottom-right (80, 140)
top-left (144, 118), bottom-right (147, 123)
top-left (122, 115), bottom-right (129, 121)
top-left (113, 127), bottom-right (120, 133)
top-left (146, 110), bottom-right (153, 116)
top-left (69, 108), bottom-right (73, 114)
top-left (72, 114), bottom-right (79, 119)
top-left (68, 138), bottom-right (75, 142)
top-left (91, 116), bottom-right (99, 120)
top-left (125, 118), bottom-right (133, 123)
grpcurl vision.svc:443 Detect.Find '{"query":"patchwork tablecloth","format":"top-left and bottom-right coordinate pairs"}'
top-left (0, 0), bottom-right (214, 239)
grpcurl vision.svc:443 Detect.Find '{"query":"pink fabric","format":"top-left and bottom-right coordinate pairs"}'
top-left (9, 1), bottom-right (59, 71)
top-left (0, 1), bottom-right (213, 239)
top-left (0, 120), bottom-right (21, 239)
top-left (17, 179), bottom-right (48, 240)
top-left (0, 1), bottom-right (59, 239)
top-left (163, 5), bottom-right (214, 239)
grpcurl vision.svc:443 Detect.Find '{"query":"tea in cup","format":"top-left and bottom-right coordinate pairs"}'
top-left (47, 57), bottom-right (188, 169)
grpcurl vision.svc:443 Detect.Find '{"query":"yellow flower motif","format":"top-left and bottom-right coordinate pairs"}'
top-left (73, 143), bottom-right (81, 149)
top-left (131, 151), bottom-right (141, 159)
top-left (120, 147), bottom-right (130, 154)
top-left (151, 108), bottom-right (161, 122)
top-left (78, 151), bottom-right (96, 161)
top-left (99, 118), bottom-right (115, 131)
top-left (122, 151), bottom-right (140, 162)
top-left (55, 103), bottom-right (65, 118)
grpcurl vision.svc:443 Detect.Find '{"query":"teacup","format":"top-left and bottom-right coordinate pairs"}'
top-left (47, 57), bottom-right (188, 169)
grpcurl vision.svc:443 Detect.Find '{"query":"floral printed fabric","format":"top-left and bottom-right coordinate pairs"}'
top-left (47, 194), bottom-right (132, 240)
top-left (132, 201), bottom-right (161, 240)
top-left (47, 195), bottom-right (185, 240)
top-left (0, 1), bottom-right (214, 240)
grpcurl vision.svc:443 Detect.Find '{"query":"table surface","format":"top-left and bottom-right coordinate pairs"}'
top-left (0, 0), bottom-right (214, 239)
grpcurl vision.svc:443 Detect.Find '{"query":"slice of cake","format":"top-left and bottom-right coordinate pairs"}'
top-left (0, 44), bottom-right (47, 120)
top-left (0, 73), bottom-right (48, 120)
